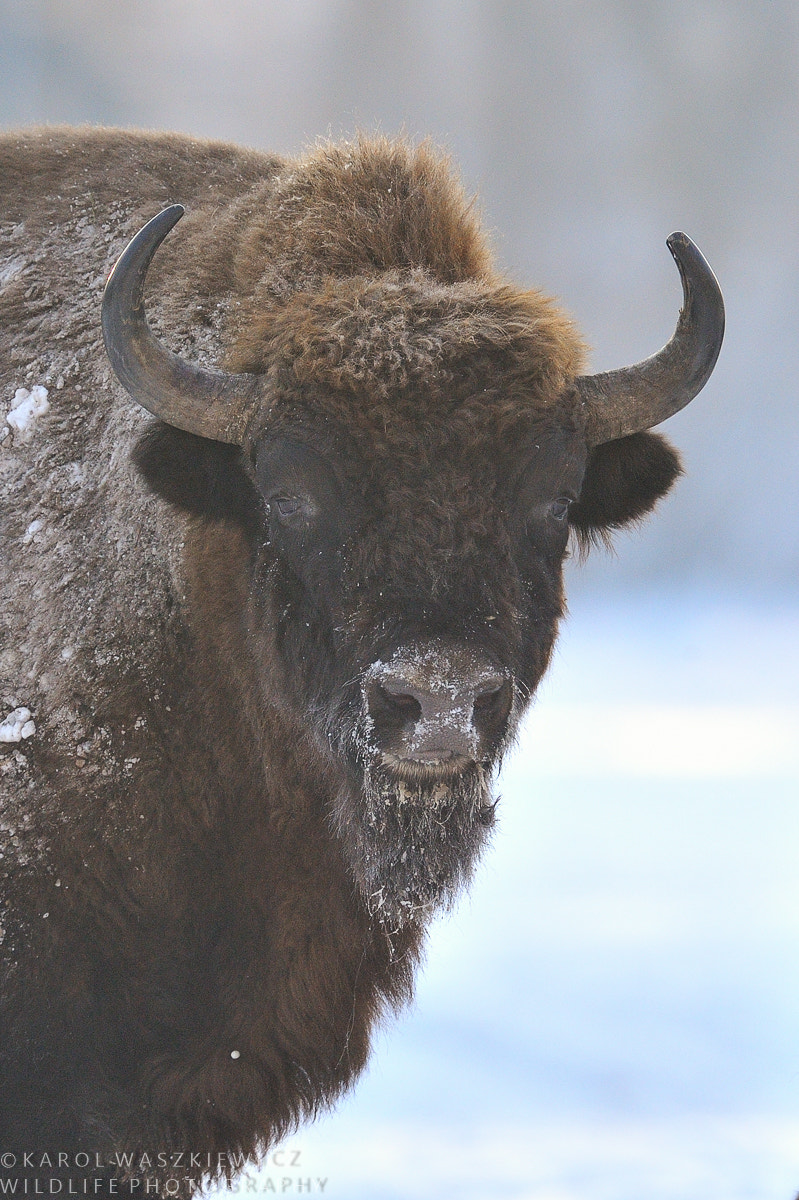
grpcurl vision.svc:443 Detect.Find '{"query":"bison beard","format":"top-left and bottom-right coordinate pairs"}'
top-left (334, 761), bottom-right (495, 932)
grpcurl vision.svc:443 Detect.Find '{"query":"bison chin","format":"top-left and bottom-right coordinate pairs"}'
top-left (332, 760), bottom-right (496, 934)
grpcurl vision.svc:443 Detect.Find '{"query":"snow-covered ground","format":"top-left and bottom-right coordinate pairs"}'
top-left (210, 592), bottom-right (799, 1199)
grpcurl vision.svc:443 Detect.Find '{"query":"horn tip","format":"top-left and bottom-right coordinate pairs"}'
top-left (665, 232), bottom-right (721, 302)
top-left (156, 204), bottom-right (186, 236)
top-left (666, 231), bottom-right (696, 262)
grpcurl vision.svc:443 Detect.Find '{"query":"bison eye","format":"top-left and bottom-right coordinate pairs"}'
top-left (272, 494), bottom-right (318, 524)
top-left (548, 497), bottom-right (572, 523)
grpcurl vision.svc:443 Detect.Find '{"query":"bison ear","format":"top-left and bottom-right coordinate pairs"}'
top-left (569, 431), bottom-right (683, 548)
top-left (132, 422), bottom-right (261, 529)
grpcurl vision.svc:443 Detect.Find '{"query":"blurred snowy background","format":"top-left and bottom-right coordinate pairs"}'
top-left (1, 2), bottom-right (797, 1197)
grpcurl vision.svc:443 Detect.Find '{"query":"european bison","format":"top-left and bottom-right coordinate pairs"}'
top-left (0, 128), bottom-right (723, 1195)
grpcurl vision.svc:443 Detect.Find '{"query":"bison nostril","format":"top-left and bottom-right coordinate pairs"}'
top-left (472, 679), bottom-right (513, 729)
top-left (380, 685), bottom-right (423, 720)
top-left (473, 683), bottom-right (503, 711)
top-left (368, 682), bottom-right (423, 724)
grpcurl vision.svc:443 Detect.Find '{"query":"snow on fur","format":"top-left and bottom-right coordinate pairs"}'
top-left (4, 385), bottom-right (49, 443)
top-left (0, 707), bottom-right (36, 744)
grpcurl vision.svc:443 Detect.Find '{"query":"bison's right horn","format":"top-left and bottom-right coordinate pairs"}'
top-left (576, 233), bottom-right (725, 445)
top-left (102, 205), bottom-right (260, 445)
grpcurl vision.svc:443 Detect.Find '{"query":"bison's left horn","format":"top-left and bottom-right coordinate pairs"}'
top-left (576, 233), bottom-right (724, 445)
top-left (102, 205), bottom-right (260, 444)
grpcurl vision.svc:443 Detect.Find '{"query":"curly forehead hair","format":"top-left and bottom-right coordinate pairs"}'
top-left (225, 136), bottom-right (584, 398)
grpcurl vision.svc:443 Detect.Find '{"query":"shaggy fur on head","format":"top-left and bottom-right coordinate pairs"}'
top-left (1, 127), bottom-right (687, 1197)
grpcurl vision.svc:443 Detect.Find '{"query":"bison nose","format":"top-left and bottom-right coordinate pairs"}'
top-left (364, 644), bottom-right (513, 766)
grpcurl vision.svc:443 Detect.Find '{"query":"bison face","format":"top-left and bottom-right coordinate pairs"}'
top-left (241, 412), bottom-right (591, 931)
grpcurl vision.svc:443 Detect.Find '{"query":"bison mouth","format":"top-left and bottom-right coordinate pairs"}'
top-left (328, 640), bottom-right (513, 933)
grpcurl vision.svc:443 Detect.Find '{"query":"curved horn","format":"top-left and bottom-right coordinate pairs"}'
top-left (576, 233), bottom-right (725, 445)
top-left (102, 205), bottom-right (260, 444)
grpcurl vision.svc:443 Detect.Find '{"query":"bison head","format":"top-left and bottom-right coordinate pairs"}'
top-left (102, 148), bottom-right (723, 932)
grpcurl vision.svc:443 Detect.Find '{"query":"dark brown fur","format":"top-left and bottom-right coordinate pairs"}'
top-left (1, 128), bottom-right (680, 1194)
